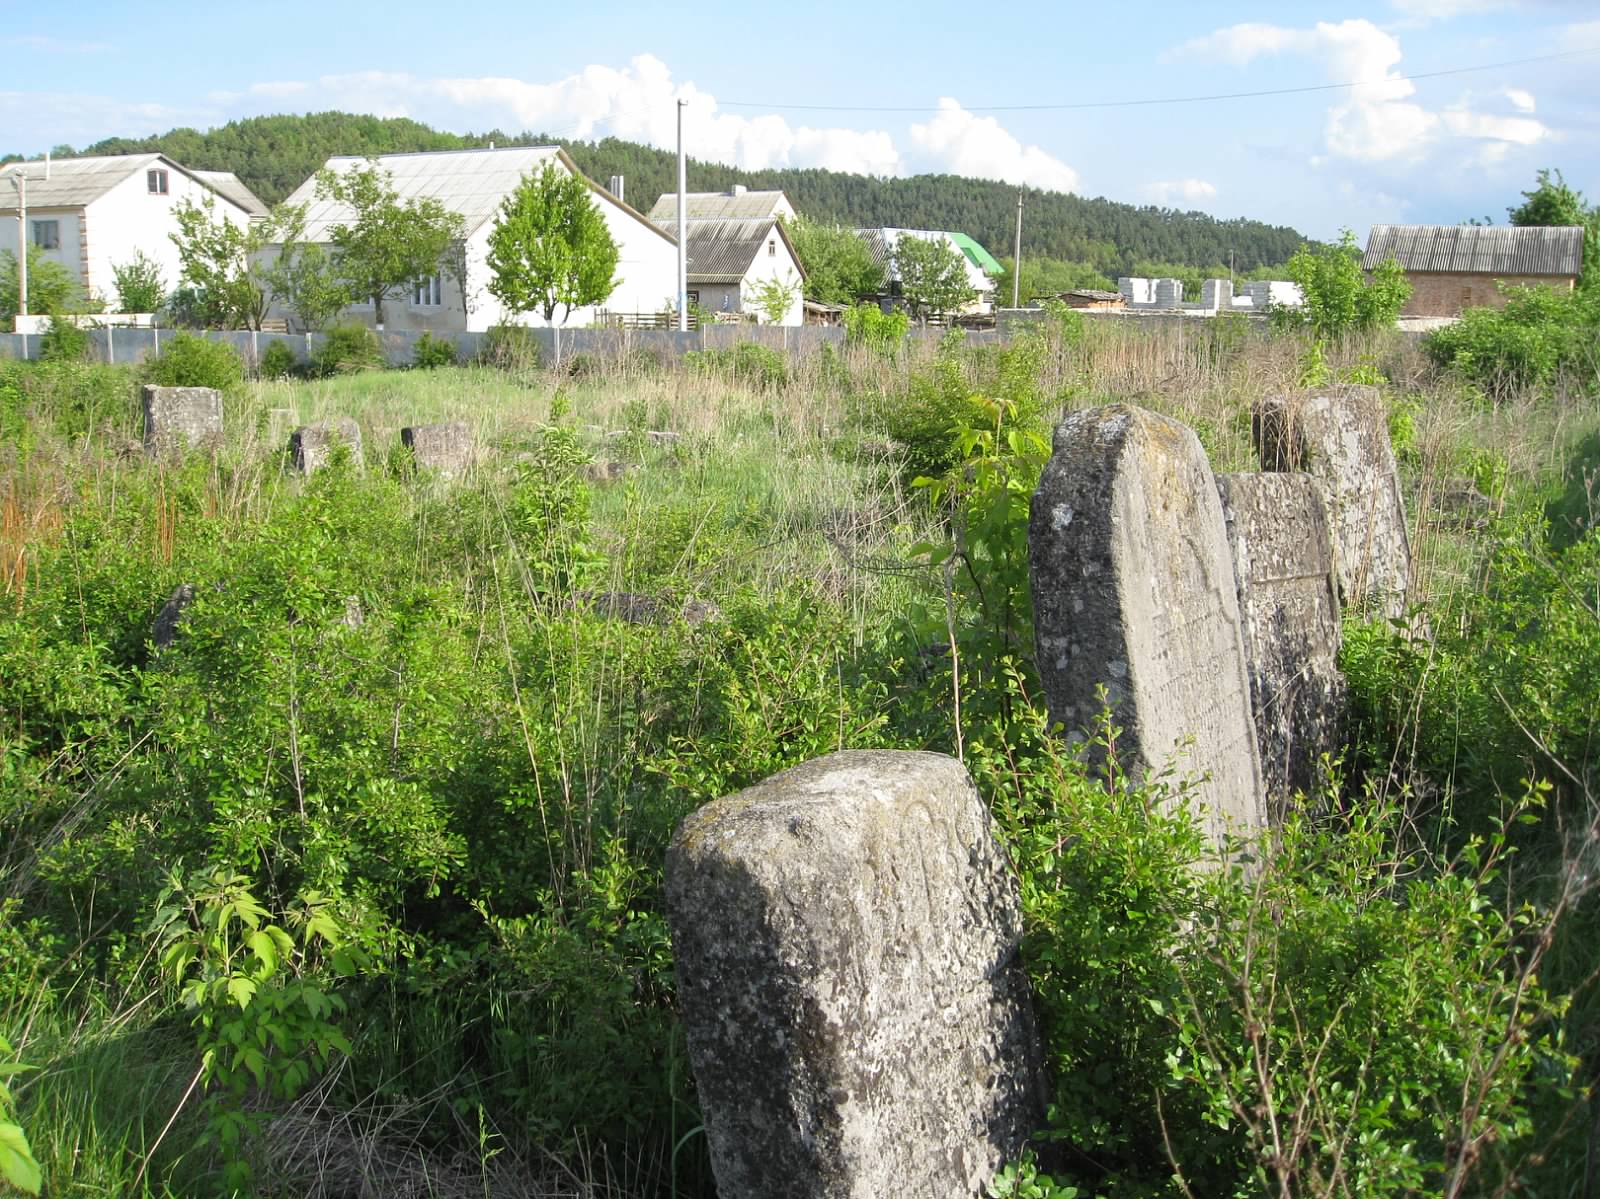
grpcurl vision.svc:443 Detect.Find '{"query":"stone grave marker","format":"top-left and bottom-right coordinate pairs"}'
top-left (1253, 385), bottom-right (1410, 620)
top-left (289, 418), bottom-right (364, 475)
top-left (142, 386), bottom-right (222, 455)
top-left (666, 750), bottom-right (1044, 1199)
top-left (1215, 472), bottom-right (1347, 814)
top-left (401, 421), bottom-right (474, 476)
top-left (1029, 404), bottom-right (1267, 847)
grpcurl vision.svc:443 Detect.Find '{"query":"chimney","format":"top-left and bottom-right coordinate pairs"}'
top-left (608, 175), bottom-right (625, 204)
top-left (730, 183), bottom-right (747, 197)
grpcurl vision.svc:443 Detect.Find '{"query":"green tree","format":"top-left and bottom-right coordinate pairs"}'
top-left (259, 207), bottom-right (349, 332)
top-left (318, 161), bottom-right (465, 327)
top-left (170, 195), bottom-right (290, 329)
top-left (0, 244), bottom-right (81, 320)
top-left (894, 234), bottom-right (978, 320)
top-left (1508, 168), bottom-right (1598, 289)
top-left (992, 255), bottom-right (1116, 305)
top-left (783, 214), bottom-right (884, 305)
top-left (485, 162), bottom-right (619, 325)
top-left (110, 250), bottom-right (165, 313)
top-left (743, 271), bottom-right (801, 324)
top-left (1282, 230), bottom-right (1410, 338)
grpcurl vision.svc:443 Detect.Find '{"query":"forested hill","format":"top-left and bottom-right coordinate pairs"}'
top-left (51, 111), bottom-right (1308, 272)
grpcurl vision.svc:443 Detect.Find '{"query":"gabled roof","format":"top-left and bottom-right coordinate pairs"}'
top-left (650, 189), bottom-right (790, 223)
top-left (193, 170), bottom-right (269, 216)
top-left (858, 227), bottom-right (1000, 282)
top-left (1364, 224), bottom-right (1585, 276)
top-left (280, 146), bottom-right (676, 246)
top-left (650, 217), bottom-right (805, 284)
top-left (947, 230), bottom-right (1004, 276)
top-left (0, 153), bottom-right (258, 213)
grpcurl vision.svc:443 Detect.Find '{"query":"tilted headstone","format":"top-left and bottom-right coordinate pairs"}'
top-left (1215, 473), bottom-right (1347, 815)
top-left (666, 750), bottom-right (1044, 1199)
top-left (150, 583), bottom-right (195, 650)
top-left (142, 386), bottom-right (222, 454)
top-left (1253, 386), bottom-right (1410, 620)
top-left (401, 421), bottom-right (474, 476)
top-left (1029, 404), bottom-right (1267, 847)
top-left (289, 418), bottom-right (363, 475)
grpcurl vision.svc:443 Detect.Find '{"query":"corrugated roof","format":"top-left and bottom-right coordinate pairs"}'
top-left (1364, 224), bottom-right (1585, 276)
top-left (0, 154), bottom-right (264, 213)
top-left (650, 189), bottom-right (790, 222)
top-left (648, 217), bottom-right (804, 284)
top-left (194, 170), bottom-right (269, 216)
top-left (947, 230), bottom-right (1003, 275)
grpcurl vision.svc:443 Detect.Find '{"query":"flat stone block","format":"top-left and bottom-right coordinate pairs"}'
top-left (289, 418), bottom-right (363, 475)
top-left (142, 386), bottom-right (222, 454)
top-left (666, 750), bottom-right (1044, 1199)
top-left (401, 420), bottom-right (474, 476)
top-left (1029, 404), bottom-right (1267, 848)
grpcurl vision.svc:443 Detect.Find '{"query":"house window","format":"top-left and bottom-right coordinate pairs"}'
top-left (686, 289), bottom-right (700, 306)
top-left (412, 274), bottom-right (442, 307)
top-left (31, 219), bottom-right (59, 250)
top-left (147, 169), bottom-right (168, 195)
top-left (768, 240), bottom-right (776, 257)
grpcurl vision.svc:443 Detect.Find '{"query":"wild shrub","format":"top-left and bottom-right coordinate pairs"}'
top-left (479, 321), bottom-right (541, 370)
top-left (311, 323), bottom-right (385, 375)
top-left (0, 359), bottom-right (135, 439)
top-left (145, 332), bottom-right (245, 391)
top-left (410, 330), bottom-right (457, 369)
top-left (257, 339), bottom-right (299, 380)
top-left (843, 302), bottom-right (909, 354)
top-left (683, 342), bottom-right (788, 389)
top-left (1424, 284), bottom-right (1598, 398)
top-left (37, 317), bottom-right (88, 364)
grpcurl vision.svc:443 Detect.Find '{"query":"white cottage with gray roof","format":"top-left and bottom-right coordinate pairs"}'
top-left (269, 146), bottom-right (678, 333)
top-left (0, 153), bottom-right (264, 314)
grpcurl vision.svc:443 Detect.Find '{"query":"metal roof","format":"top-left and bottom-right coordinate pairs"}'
top-left (0, 153), bottom-right (262, 213)
top-left (858, 227), bottom-right (1000, 283)
top-left (193, 170), bottom-right (269, 216)
top-left (947, 230), bottom-right (1003, 275)
top-left (1364, 224), bottom-right (1585, 276)
top-left (649, 189), bottom-right (790, 222)
top-left (650, 217), bottom-right (804, 284)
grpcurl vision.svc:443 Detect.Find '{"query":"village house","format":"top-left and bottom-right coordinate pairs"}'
top-left (648, 185), bottom-right (796, 226)
top-left (1364, 223), bottom-right (1585, 317)
top-left (858, 227), bottom-right (1001, 315)
top-left (646, 186), bottom-right (805, 325)
top-left (268, 146), bottom-right (678, 333)
top-left (0, 153), bottom-right (264, 314)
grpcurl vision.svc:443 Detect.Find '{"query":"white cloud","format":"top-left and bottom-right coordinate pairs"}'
top-left (1143, 178), bottom-right (1218, 204)
top-left (1174, 19), bottom-right (1551, 165)
top-left (1503, 87), bottom-right (1536, 113)
top-left (908, 98), bottom-right (1079, 192)
top-left (1387, 0), bottom-right (1510, 19)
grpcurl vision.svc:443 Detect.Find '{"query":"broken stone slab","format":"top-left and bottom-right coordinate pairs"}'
top-left (581, 460), bottom-right (634, 485)
top-left (666, 750), bottom-right (1044, 1199)
top-left (1029, 404), bottom-right (1267, 849)
top-left (1216, 472), bottom-right (1347, 816)
top-left (289, 418), bottom-right (364, 475)
top-left (1253, 386), bottom-right (1410, 621)
top-left (150, 583), bottom-right (196, 650)
top-left (570, 591), bottom-right (722, 627)
top-left (401, 421), bottom-right (474, 476)
top-left (142, 386), bottom-right (222, 455)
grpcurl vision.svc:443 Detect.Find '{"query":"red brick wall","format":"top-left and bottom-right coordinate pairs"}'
top-left (1401, 272), bottom-right (1575, 317)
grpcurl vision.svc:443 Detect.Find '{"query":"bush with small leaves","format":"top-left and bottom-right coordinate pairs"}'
top-left (257, 339), bottom-right (299, 380)
top-left (312, 323), bottom-right (385, 376)
top-left (411, 331), bottom-right (458, 369)
top-left (145, 332), bottom-right (245, 392)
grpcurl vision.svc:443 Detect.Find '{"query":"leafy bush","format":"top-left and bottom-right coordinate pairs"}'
top-left (410, 331), bottom-right (457, 369)
top-left (0, 359), bottom-right (135, 439)
top-left (1423, 284), bottom-right (1598, 397)
top-left (844, 303), bottom-right (909, 354)
top-left (257, 339), bottom-right (300, 380)
top-left (312, 323), bottom-right (385, 375)
top-left (37, 317), bottom-right (88, 363)
top-left (111, 251), bottom-right (165, 314)
top-left (479, 321), bottom-right (541, 370)
top-left (1278, 230), bottom-right (1410, 338)
top-left (683, 342), bottom-right (788, 389)
top-left (0, 246), bottom-right (83, 321)
top-left (145, 332), bottom-right (245, 391)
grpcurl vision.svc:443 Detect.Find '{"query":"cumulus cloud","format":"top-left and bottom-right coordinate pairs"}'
top-left (1173, 19), bottom-right (1551, 164)
top-left (1503, 87), bottom-right (1536, 112)
top-left (907, 98), bottom-right (1079, 192)
top-left (1143, 178), bottom-right (1218, 205)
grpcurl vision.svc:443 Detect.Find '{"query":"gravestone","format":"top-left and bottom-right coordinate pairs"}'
top-left (150, 583), bottom-right (195, 650)
top-left (1215, 473), bottom-right (1346, 814)
top-left (401, 421), bottom-right (474, 476)
top-left (1029, 404), bottom-right (1267, 847)
top-left (666, 750), bottom-right (1044, 1199)
top-left (1253, 386), bottom-right (1410, 620)
top-left (142, 386), bottom-right (222, 455)
top-left (289, 418), bottom-right (363, 475)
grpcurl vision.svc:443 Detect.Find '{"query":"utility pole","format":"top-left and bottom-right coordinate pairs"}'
top-left (676, 98), bottom-right (688, 333)
top-left (1011, 190), bottom-right (1024, 310)
top-left (7, 169), bottom-right (27, 323)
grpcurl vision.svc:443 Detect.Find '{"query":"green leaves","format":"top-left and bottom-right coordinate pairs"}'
top-left (0, 1036), bottom-right (40, 1196)
top-left (485, 161), bottom-right (620, 324)
top-left (1281, 229), bottom-right (1411, 339)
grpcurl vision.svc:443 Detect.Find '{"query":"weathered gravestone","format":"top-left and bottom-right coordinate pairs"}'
top-left (1253, 385), bottom-right (1410, 620)
top-left (1215, 473), bottom-right (1347, 815)
top-left (666, 750), bottom-right (1044, 1199)
top-left (289, 418), bottom-right (363, 475)
top-left (1029, 404), bottom-right (1267, 847)
top-left (401, 421), bottom-right (474, 476)
top-left (142, 386), bottom-right (222, 455)
top-left (150, 583), bottom-right (196, 651)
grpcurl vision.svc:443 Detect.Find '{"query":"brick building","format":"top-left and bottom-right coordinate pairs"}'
top-left (1364, 224), bottom-right (1584, 318)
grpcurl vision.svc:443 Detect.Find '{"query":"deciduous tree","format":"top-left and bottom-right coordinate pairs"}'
top-left (894, 234), bottom-right (977, 320)
top-left (169, 196), bottom-right (286, 329)
top-left (783, 215), bottom-right (883, 305)
top-left (485, 162), bottom-right (620, 325)
top-left (1281, 230), bottom-right (1410, 338)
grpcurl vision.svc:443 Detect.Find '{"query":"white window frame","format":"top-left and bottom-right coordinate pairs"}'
top-left (147, 168), bottom-right (169, 195)
top-left (411, 274), bottom-right (443, 308)
top-left (31, 219), bottom-right (60, 250)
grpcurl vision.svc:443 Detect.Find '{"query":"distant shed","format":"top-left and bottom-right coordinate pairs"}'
top-left (1364, 224), bottom-right (1584, 317)
top-left (1043, 288), bottom-right (1126, 310)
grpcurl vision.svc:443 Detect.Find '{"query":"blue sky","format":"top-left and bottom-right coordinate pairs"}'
top-left (3, 0), bottom-right (1597, 240)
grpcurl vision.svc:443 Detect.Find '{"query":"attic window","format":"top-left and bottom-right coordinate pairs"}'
top-left (147, 169), bottom-right (169, 195)
top-left (31, 219), bottom-right (59, 250)
top-left (768, 240), bottom-right (776, 257)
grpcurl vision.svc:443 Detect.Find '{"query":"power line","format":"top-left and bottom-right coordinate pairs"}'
top-left (716, 48), bottom-right (1598, 114)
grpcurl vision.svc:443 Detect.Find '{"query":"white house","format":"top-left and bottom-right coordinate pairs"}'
top-left (859, 227), bottom-right (1001, 315)
top-left (653, 217), bottom-right (806, 326)
top-left (648, 185), bottom-right (796, 226)
top-left (0, 153), bottom-right (264, 313)
top-left (269, 146), bottom-right (678, 333)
